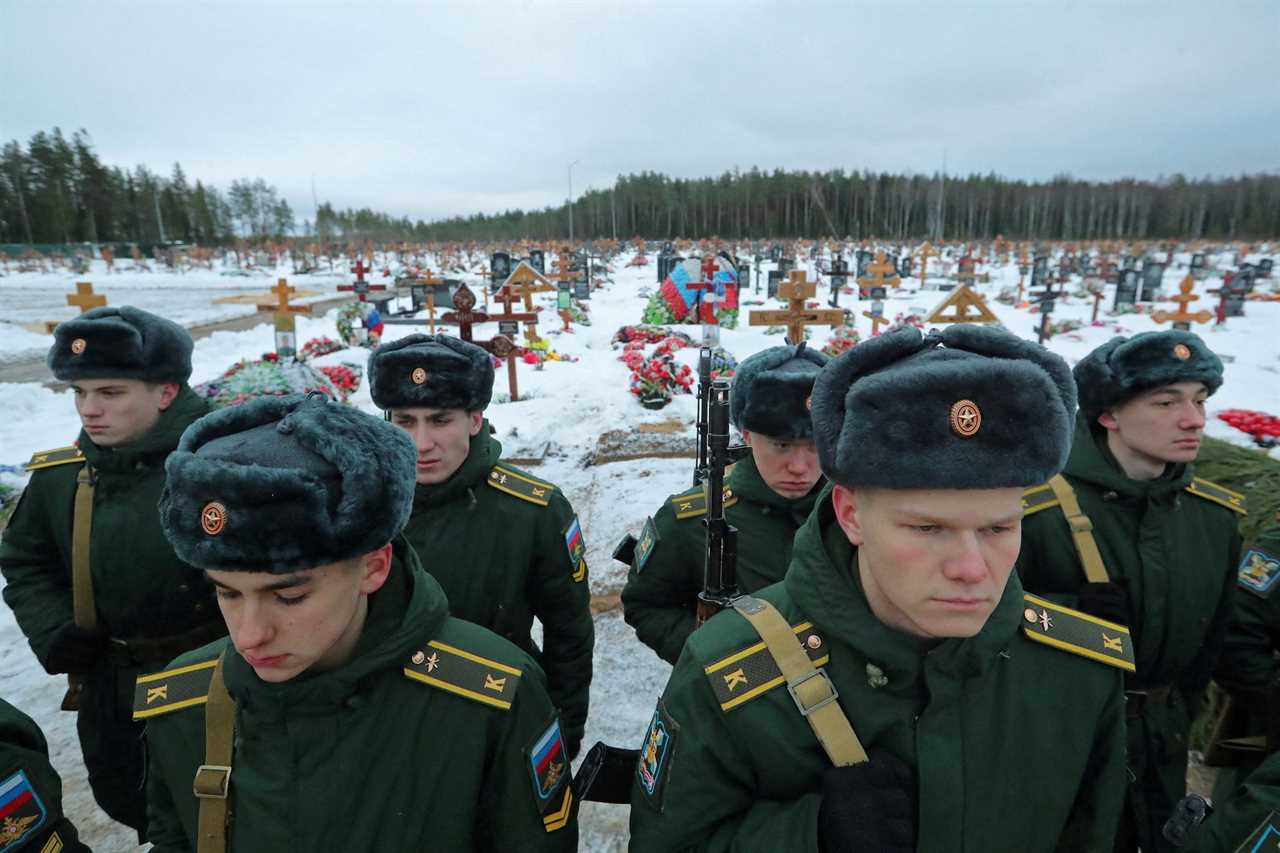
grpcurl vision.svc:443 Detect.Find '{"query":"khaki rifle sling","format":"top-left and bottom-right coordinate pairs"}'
top-left (732, 596), bottom-right (867, 767)
top-left (1046, 474), bottom-right (1111, 584)
top-left (194, 654), bottom-right (235, 853)
top-left (71, 465), bottom-right (97, 631)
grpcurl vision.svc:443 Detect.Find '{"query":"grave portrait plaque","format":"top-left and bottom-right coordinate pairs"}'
top-left (767, 269), bottom-right (785, 299)
top-left (498, 320), bottom-right (520, 337)
top-left (573, 280), bottom-right (591, 300)
top-left (557, 282), bottom-right (572, 310)
top-left (1256, 258), bottom-right (1272, 278)
top-left (1114, 270), bottom-right (1139, 309)
top-left (899, 255), bottom-right (914, 278)
top-left (1122, 255), bottom-right (1136, 271)
top-left (856, 250), bottom-right (873, 278)
top-left (1140, 262), bottom-right (1165, 302)
top-left (529, 249), bottom-right (545, 273)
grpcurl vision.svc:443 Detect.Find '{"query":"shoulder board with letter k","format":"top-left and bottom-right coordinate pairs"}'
top-left (703, 621), bottom-right (828, 711)
top-left (1020, 593), bottom-right (1136, 672)
top-left (24, 445), bottom-right (84, 472)
top-left (487, 465), bottom-right (554, 507)
top-left (404, 640), bottom-right (522, 710)
top-left (132, 659), bottom-right (218, 720)
top-left (671, 485), bottom-right (739, 520)
top-left (1184, 477), bottom-right (1247, 515)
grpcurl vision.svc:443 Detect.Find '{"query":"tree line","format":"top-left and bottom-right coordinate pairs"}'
top-left (3, 128), bottom-right (1276, 247)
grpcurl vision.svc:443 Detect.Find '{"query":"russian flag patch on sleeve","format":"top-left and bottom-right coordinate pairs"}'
top-left (527, 718), bottom-right (574, 832)
top-left (0, 770), bottom-right (47, 851)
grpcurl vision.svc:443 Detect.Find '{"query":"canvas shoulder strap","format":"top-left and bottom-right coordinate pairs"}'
top-left (1047, 474), bottom-right (1110, 583)
top-left (732, 596), bottom-right (867, 767)
top-left (194, 653), bottom-right (235, 853)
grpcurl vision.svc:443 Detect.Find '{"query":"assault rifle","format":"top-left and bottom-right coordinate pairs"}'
top-left (693, 347), bottom-right (712, 486)
top-left (696, 379), bottom-right (742, 625)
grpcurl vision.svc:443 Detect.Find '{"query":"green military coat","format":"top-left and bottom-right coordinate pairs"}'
top-left (140, 541), bottom-right (578, 852)
top-left (401, 425), bottom-right (593, 756)
top-left (1186, 749), bottom-right (1280, 852)
top-left (630, 491), bottom-right (1129, 852)
top-left (1016, 415), bottom-right (1245, 852)
top-left (0, 698), bottom-right (90, 853)
top-left (621, 456), bottom-right (822, 664)
top-left (0, 386), bottom-right (220, 828)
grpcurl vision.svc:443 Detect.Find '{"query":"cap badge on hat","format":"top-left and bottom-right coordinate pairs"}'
top-left (1172, 343), bottom-right (1191, 360)
top-left (411, 367), bottom-right (428, 385)
top-left (805, 395), bottom-right (812, 411)
top-left (949, 400), bottom-right (982, 438)
top-left (201, 501), bottom-right (228, 536)
top-left (70, 338), bottom-right (87, 355)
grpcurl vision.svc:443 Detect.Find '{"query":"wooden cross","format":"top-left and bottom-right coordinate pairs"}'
top-left (748, 270), bottom-right (846, 344)
top-left (1089, 286), bottom-right (1105, 324)
top-left (255, 278), bottom-right (313, 359)
top-left (862, 307), bottom-right (888, 336)
top-left (858, 252), bottom-right (900, 293)
top-left (67, 281), bottom-right (107, 313)
top-left (504, 262), bottom-right (555, 311)
top-left (925, 284), bottom-right (1000, 325)
top-left (436, 284), bottom-right (496, 343)
top-left (338, 258), bottom-right (389, 302)
top-left (492, 285), bottom-right (541, 343)
top-left (915, 242), bottom-right (939, 284)
top-left (1152, 275), bottom-right (1213, 330)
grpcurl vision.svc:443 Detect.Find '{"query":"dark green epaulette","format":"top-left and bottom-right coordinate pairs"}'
top-left (1021, 483), bottom-right (1059, 517)
top-left (1185, 477), bottom-right (1247, 515)
top-left (486, 464), bottom-right (556, 507)
top-left (24, 445), bottom-right (84, 472)
top-left (669, 484), bottom-right (739, 520)
top-left (1020, 593), bottom-right (1136, 673)
top-left (702, 621), bottom-right (828, 712)
top-left (132, 659), bottom-right (218, 720)
top-left (403, 639), bottom-right (522, 711)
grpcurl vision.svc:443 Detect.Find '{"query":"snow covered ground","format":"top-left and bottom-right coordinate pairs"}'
top-left (0, 246), bottom-right (1277, 850)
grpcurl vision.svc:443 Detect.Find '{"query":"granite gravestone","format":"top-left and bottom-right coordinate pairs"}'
top-left (1114, 269), bottom-right (1139, 310)
top-left (1140, 262), bottom-right (1165, 302)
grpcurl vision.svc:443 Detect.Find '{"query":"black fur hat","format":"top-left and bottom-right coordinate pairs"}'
top-left (160, 395), bottom-right (416, 573)
top-left (811, 325), bottom-right (1077, 489)
top-left (48, 305), bottom-right (193, 384)
top-left (367, 334), bottom-right (494, 412)
top-left (730, 342), bottom-right (829, 439)
top-left (1074, 330), bottom-right (1223, 423)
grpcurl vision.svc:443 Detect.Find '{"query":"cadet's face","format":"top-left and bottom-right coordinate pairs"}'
top-left (1099, 381), bottom-right (1208, 468)
top-left (72, 379), bottom-right (178, 447)
top-left (744, 431), bottom-right (822, 499)
top-left (832, 486), bottom-right (1023, 639)
top-left (390, 408), bottom-right (484, 484)
top-left (207, 545), bottom-right (392, 683)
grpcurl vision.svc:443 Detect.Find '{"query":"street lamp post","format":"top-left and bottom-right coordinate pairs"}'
top-left (568, 160), bottom-right (580, 244)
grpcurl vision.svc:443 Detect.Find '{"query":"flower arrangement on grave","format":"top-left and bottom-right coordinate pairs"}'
top-left (629, 353), bottom-right (695, 408)
top-left (195, 359), bottom-right (345, 409)
top-left (335, 302), bottom-right (383, 349)
top-left (1217, 409), bottom-right (1280, 448)
top-left (612, 325), bottom-right (691, 346)
top-left (298, 336), bottom-right (344, 361)
top-left (891, 313), bottom-right (926, 331)
top-left (1041, 318), bottom-right (1084, 338)
top-left (316, 364), bottom-right (363, 400)
top-left (641, 290), bottom-right (739, 328)
top-left (709, 347), bottom-right (737, 380)
top-left (821, 325), bottom-right (862, 357)
top-left (653, 335), bottom-right (690, 358)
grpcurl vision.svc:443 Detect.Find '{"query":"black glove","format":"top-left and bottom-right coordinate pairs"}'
top-left (1076, 582), bottom-right (1129, 626)
top-left (42, 624), bottom-right (108, 675)
top-left (818, 749), bottom-right (915, 853)
top-left (1163, 793), bottom-right (1212, 847)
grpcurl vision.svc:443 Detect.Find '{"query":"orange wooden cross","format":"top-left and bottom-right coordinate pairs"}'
top-left (67, 281), bottom-right (107, 313)
top-left (505, 262), bottom-right (555, 311)
top-left (858, 252), bottom-right (900, 292)
top-left (915, 242), bottom-right (939, 283)
top-left (925, 284), bottom-right (1000, 325)
top-left (256, 278), bottom-right (313, 359)
top-left (748, 270), bottom-right (846, 343)
top-left (1151, 275), bottom-right (1213, 329)
top-left (862, 309), bottom-right (888, 336)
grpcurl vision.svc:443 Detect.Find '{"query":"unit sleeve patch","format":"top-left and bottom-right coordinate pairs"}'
top-left (633, 517), bottom-right (659, 573)
top-left (564, 516), bottom-right (587, 582)
top-left (528, 718), bottom-right (574, 832)
top-left (0, 770), bottom-right (48, 851)
top-left (636, 699), bottom-right (679, 813)
top-left (1239, 549), bottom-right (1280, 598)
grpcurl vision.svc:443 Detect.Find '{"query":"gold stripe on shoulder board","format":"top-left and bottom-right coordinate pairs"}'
top-left (1021, 483), bottom-right (1059, 517)
top-left (1185, 477), bottom-right (1247, 515)
top-left (487, 465), bottom-right (554, 507)
top-left (24, 445), bottom-right (85, 471)
top-left (671, 486), bottom-right (739, 520)
top-left (404, 640), bottom-right (523, 710)
top-left (132, 658), bottom-right (219, 720)
top-left (40, 831), bottom-right (64, 853)
top-left (1020, 593), bottom-right (1136, 672)
top-left (704, 621), bottom-right (829, 711)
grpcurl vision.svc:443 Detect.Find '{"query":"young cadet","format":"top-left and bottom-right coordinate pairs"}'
top-left (621, 343), bottom-right (828, 663)
top-left (0, 697), bottom-right (91, 852)
top-left (629, 325), bottom-right (1130, 852)
top-left (1016, 330), bottom-right (1247, 853)
top-left (0, 306), bottom-right (223, 835)
top-left (137, 394), bottom-right (577, 851)
top-left (367, 333), bottom-right (593, 758)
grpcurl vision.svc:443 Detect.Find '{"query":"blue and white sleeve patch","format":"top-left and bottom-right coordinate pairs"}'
top-left (564, 516), bottom-right (587, 583)
top-left (527, 718), bottom-right (574, 832)
top-left (0, 769), bottom-right (48, 851)
top-left (636, 699), bottom-right (679, 813)
top-left (1238, 548), bottom-right (1280, 598)
top-left (633, 517), bottom-right (659, 573)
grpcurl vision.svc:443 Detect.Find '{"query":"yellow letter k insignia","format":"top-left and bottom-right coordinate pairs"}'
top-left (1102, 634), bottom-right (1124, 654)
top-left (484, 674), bottom-right (507, 693)
top-left (146, 685), bottom-right (168, 704)
top-left (723, 669), bottom-right (748, 692)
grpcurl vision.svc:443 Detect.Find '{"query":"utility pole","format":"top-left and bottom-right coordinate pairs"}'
top-left (568, 160), bottom-right (580, 243)
top-left (154, 183), bottom-right (167, 243)
top-left (611, 185), bottom-right (618, 241)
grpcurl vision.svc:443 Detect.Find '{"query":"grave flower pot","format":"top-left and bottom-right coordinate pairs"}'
top-left (640, 396), bottom-right (671, 410)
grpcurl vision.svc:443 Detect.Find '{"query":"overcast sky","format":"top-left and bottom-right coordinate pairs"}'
top-left (3, 0), bottom-right (1276, 225)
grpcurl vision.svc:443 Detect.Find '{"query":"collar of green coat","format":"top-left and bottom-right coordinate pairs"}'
top-left (1064, 412), bottom-right (1192, 499)
top-left (78, 384), bottom-right (210, 473)
top-left (784, 485), bottom-right (1026, 685)
top-left (220, 537), bottom-right (449, 712)
top-left (413, 420), bottom-right (502, 509)
top-left (728, 454), bottom-right (824, 518)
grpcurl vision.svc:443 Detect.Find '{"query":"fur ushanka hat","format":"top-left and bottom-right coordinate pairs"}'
top-left (367, 333), bottom-right (494, 412)
top-left (48, 305), bottom-right (193, 384)
top-left (1073, 330), bottom-right (1223, 423)
top-left (730, 342), bottom-right (829, 440)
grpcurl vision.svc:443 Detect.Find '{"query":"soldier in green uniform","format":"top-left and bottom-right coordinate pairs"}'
top-left (0, 697), bottom-right (90, 853)
top-left (630, 325), bottom-right (1130, 852)
top-left (621, 343), bottom-right (828, 664)
top-left (367, 333), bottom-right (593, 758)
top-left (1016, 329), bottom-right (1246, 853)
top-left (139, 394), bottom-right (578, 851)
top-left (0, 306), bottom-right (224, 835)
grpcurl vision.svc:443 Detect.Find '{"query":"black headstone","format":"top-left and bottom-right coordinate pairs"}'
top-left (1031, 257), bottom-right (1049, 289)
top-left (573, 280), bottom-right (591, 300)
top-left (1140, 263), bottom-right (1165, 302)
top-left (899, 255), bottom-right (914, 278)
top-left (529, 250), bottom-right (545, 274)
top-left (767, 269), bottom-right (784, 299)
top-left (1114, 270), bottom-right (1139, 310)
top-left (1258, 258), bottom-right (1273, 278)
top-left (1191, 253), bottom-right (1207, 269)
top-left (490, 252), bottom-right (512, 285)
top-left (777, 257), bottom-right (795, 275)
